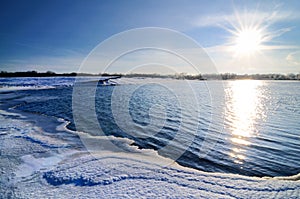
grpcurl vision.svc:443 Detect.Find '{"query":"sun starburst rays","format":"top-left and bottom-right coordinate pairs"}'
top-left (220, 8), bottom-right (292, 58)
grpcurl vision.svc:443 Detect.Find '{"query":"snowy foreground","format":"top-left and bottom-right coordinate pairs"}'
top-left (0, 109), bottom-right (300, 198)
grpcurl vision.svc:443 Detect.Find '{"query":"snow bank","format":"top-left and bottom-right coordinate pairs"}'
top-left (16, 153), bottom-right (300, 198)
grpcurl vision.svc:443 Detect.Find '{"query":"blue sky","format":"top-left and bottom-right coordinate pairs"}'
top-left (1, 0), bottom-right (300, 74)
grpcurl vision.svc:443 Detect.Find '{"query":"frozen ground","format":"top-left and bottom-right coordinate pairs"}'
top-left (0, 100), bottom-right (300, 198)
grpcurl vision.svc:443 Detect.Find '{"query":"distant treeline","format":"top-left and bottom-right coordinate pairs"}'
top-left (0, 71), bottom-right (204, 80)
top-left (1, 71), bottom-right (299, 80)
top-left (205, 73), bottom-right (300, 80)
top-left (124, 73), bottom-right (205, 80)
top-left (0, 71), bottom-right (77, 77)
top-left (0, 71), bottom-right (118, 77)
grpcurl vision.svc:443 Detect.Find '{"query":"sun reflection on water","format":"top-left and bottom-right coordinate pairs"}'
top-left (226, 80), bottom-right (265, 165)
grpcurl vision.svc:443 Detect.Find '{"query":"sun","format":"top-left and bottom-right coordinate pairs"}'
top-left (221, 8), bottom-right (290, 58)
top-left (233, 28), bottom-right (263, 56)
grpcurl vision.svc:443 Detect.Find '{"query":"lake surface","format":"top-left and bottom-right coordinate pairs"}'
top-left (1, 77), bottom-right (299, 177)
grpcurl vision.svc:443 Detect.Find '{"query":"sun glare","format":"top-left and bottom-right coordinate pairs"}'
top-left (234, 28), bottom-right (263, 55)
top-left (226, 80), bottom-right (265, 164)
top-left (222, 8), bottom-right (290, 58)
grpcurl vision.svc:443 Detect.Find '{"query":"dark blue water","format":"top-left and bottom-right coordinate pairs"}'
top-left (2, 77), bottom-right (300, 177)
